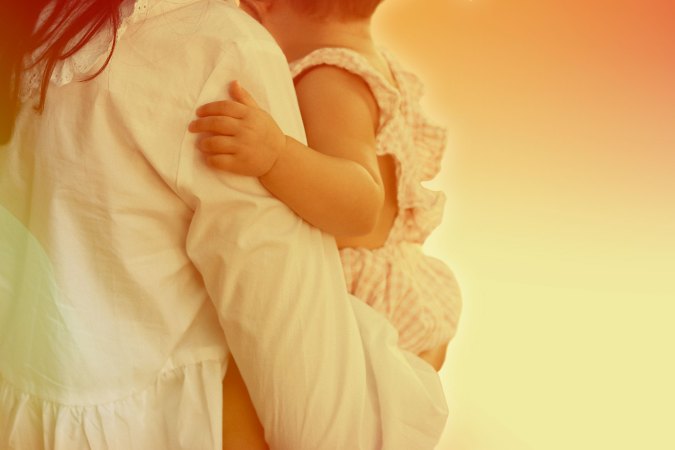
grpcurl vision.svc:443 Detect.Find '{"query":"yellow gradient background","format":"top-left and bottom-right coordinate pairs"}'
top-left (374, 1), bottom-right (675, 449)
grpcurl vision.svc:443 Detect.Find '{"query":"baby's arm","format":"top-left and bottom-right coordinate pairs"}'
top-left (418, 342), bottom-right (449, 372)
top-left (189, 68), bottom-right (383, 237)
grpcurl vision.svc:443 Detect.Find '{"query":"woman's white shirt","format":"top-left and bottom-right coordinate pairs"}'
top-left (0, 1), bottom-right (448, 448)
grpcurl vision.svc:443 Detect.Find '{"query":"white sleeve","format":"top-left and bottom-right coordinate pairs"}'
top-left (176, 38), bottom-right (448, 450)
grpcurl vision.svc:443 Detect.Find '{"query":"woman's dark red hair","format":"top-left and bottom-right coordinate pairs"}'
top-left (0, 0), bottom-right (124, 143)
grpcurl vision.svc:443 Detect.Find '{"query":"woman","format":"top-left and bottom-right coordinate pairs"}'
top-left (0, 0), bottom-right (448, 448)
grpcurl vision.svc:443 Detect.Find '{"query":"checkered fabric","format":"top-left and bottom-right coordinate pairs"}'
top-left (290, 47), bottom-right (462, 354)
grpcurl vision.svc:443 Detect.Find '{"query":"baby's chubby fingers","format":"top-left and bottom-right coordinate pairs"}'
top-left (229, 81), bottom-right (260, 109)
top-left (195, 99), bottom-right (248, 119)
top-left (188, 116), bottom-right (240, 136)
top-left (196, 135), bottom-right (239, 155)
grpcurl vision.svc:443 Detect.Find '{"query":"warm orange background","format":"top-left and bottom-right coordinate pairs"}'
top-left (374, 1), bottom-right (675, 449)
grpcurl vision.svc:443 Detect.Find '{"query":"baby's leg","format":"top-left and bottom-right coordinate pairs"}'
top-left (418, 341), bottom-right (449, 372)
top-left (222, 355), bottom-right (269, 450)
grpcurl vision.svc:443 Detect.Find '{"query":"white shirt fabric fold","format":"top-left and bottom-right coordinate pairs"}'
top-left (0, 1), bottom-right (448, 448)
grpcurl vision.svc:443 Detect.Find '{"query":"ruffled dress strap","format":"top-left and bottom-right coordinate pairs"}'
top-left (378, 49), bottom-right (447, 182)
top-left (289, 47), bottom-right (401, 139)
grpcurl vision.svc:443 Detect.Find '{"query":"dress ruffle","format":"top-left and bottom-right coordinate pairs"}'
top-left (382, 50), bottom-right (448, 182)
top-left (0, 360), bottom-right (223, 449)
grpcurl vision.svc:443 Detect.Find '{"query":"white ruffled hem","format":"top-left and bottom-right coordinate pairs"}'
top-left (20, 0), bottom-right (149, 102)
top-left (0, 359), bottom-right (224, 450)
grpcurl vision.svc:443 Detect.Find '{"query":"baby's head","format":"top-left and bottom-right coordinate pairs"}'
top-left (283, 0), bottom-right (383, 20)
top-left (240, 0), bottom-right (384, 58)
top-left (240, 0), bottom-right (383, 23)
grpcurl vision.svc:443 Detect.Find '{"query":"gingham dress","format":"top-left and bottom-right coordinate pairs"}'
top-left (290, 47), bottom-right (462, 355)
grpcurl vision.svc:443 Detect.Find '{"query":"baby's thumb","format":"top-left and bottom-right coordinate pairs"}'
top-left (229, 81), bottom-right (258, 108)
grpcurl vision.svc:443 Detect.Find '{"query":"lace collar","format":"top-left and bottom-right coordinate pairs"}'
top-left (21, 0), bottom-right (241, 101)
top-left (20, 0), bottom-right (150, 101)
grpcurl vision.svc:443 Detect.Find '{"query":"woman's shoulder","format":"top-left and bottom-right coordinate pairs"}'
top-left (128, 0), bottom-right (279, 51)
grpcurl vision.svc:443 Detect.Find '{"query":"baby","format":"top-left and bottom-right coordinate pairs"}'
top-left (189, 0), bottom-right (462, 447)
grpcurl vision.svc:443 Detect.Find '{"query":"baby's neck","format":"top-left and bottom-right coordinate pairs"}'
top-left (275, 15), bottom-right (378, 63)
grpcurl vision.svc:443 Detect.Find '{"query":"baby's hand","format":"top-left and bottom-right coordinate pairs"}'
top-left (189, 81), bottom-right (286, 177)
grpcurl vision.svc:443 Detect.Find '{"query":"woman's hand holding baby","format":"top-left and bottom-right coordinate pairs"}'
top-left (189, 81), bottom-right (286, 177)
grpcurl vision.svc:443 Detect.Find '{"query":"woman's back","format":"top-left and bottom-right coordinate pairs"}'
top-left (0, 1), bottom-right (449, 448)
top-left (0, 1), bottom-right (306, 447)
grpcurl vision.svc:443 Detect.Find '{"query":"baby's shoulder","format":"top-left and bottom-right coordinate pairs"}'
top-left (294, 65), bottom-right (379, 131)
top-left (294, 64), bottom-right (370, 98)
top-left (291, 47), bottom-right (388, 89)
top-left (291, 47), bottom-right (400, 121)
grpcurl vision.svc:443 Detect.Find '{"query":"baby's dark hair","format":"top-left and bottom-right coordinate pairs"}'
top-left (288, 0), bottom-right (383, 20)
